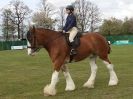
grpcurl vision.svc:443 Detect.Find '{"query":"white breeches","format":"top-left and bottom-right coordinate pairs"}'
top-left (66, 27), bottom-right (78, 42)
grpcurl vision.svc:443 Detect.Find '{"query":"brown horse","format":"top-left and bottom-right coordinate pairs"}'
top-left (27, 26), bottom-right (118, 96)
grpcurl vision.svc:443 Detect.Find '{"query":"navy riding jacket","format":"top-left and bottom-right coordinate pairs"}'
top-left (63, 14), bottom-right (77, 32)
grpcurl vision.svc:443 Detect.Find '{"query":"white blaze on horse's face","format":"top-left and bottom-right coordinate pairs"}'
top-left (27, 41), bottom-right (32, 55)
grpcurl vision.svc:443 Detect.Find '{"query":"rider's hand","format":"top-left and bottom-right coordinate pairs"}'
top-left (62, 30), bottom-right (65, 33)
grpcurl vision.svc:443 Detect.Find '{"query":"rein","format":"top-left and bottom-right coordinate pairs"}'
top-left (44, 33), bottom-right (64, 45)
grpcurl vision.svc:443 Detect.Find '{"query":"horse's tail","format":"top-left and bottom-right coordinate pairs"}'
top-left (107, 41), bottom-right (111, 54)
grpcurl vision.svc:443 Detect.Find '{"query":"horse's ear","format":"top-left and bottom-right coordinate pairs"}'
top-left (28, 20), bottom-right (35, 32)
top-left (32, 25), bottom-right (35, 33)
top-left (28, 21), bottom-right (33, 30)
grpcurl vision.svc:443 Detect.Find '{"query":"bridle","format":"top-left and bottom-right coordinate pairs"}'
top-left (27, 30), bottom-right (64, 51)
top-left (27, 31), bottom-right (41, 52)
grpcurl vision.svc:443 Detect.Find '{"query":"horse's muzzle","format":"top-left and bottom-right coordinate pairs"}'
top-left (27, 48), bottom-right (35, 56)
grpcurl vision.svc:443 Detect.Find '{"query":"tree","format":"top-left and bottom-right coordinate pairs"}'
top-left (1, 8), bottom-right (15, 41)
top-left (121, 17), bottom-right (133, 35)
top-left (89, 3), bottom-right (101, 32)
top-left (56, 7), bottom-right (65, 30)
top-left (32, 0), bottom-right (56, 29)
top-left (100, 18), bottom-right (123, 35)
top-left (32, 12), bottom-right (56, 29)
top-left (73, 0), bottom-right (101, 32)
top-left (9, 0), bottom-right (31, 39)
top-left (40, 0), bottom-right (55, 18)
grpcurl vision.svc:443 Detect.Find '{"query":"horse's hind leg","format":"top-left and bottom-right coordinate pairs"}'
top-left (83, 56), bottom-right (98, 88)
top-left (101, 55), bottom-right (118, 86)
top-left (61, 64), bottom-right (75, 91)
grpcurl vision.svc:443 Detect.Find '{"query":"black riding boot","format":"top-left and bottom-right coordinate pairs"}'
top-left (70, 42), bottom-right (77, 55)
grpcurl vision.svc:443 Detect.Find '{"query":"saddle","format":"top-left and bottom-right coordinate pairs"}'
top-left (64, 32), bottom-right (82, 48)
top-left (63, 32), bottom-right (82, 63)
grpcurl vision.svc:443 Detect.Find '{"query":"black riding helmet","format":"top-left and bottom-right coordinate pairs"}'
top-left (66, 5), bottom-right (74, 11)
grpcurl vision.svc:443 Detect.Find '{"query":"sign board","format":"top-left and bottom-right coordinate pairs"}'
top-left (11, 46), bottom-right (27, 50)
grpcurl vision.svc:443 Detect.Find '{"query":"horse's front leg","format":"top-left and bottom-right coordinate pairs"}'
top-left (61, 64), bottom-right (75, 91)
top-left (43, 70), bottom-right (59, 96)
top-left (43, 57), bottom-right (64, 96)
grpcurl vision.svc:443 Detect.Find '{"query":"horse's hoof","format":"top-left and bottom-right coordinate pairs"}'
top-left (44, 84), bottom-right (56, 96)
top-left (108, 80), bottom-right (118, 86)
top-left (83, 83), bottom-right (94, 88)
top-left (65, 86), bottom-right (75, 91)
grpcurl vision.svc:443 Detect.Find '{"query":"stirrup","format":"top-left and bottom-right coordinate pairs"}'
top-left (70, 49), bottom-right (77, 55)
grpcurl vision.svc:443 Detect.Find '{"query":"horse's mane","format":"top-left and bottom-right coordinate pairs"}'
top-left (36, 28), bottom-right (61, 34)
top-left (35, 28), bottom-right (101, 38)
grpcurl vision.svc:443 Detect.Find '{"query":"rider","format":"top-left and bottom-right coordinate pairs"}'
top-left (63, 5), bottom-right (78, 55)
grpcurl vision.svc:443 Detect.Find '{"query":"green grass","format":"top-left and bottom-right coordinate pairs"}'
top-left (0, 45), bottom-right (133, 99)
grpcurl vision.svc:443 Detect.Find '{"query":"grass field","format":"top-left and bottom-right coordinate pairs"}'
top-left (0, 45), bottom-right (133, 99)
